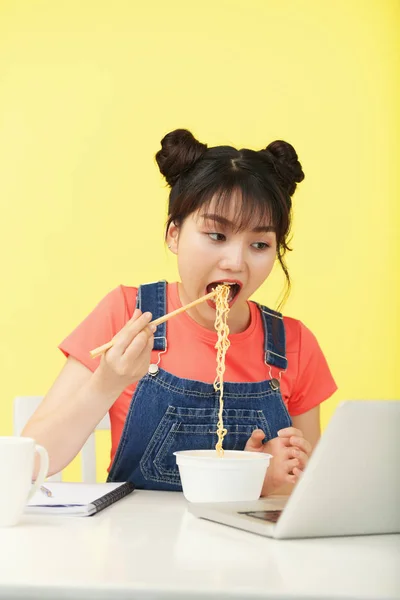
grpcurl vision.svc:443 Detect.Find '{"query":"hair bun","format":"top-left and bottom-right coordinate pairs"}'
top-left (264, 140), bottom-right (305, 196)
top-left (155, 129), bottom-right (207, 187)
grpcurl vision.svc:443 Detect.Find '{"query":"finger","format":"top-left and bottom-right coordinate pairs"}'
top-left (144, 324), bottom-right (157, 337)
top-left (111, 309), bottom-right (142, 342)
top-left (279, 448), bottom-right (308, 470)
top-left (289, 436), bottom-right (312, 456)
top-left (126, 311), bottom-right (153, 330)
top-left (126, 308), bottom-right (157, 335)
top-left (147, 332), bottom-right (155, 350)
top-left (286, 457), bottom-right (300, 473)
top-left (125, 321), bottom-right (156, 361)
top-left (251, 429), bottom-right (266, 442)
top-left (292, 467), bottom-right (303, 478)
top-left (125, 333), bottom-right (155, 374)
top-left (122, 329), bottom-right (154, 363)
top-left (284, 472), bottom-right (297, 485)
top-left (244, 429), bottom-right (266, 451)
top-left (128, 308), bottom-right (142, 324)
top-left (112, 312), bottom-right (154, 354)
top-left (289, 448), bottom-right (309, 468)
top-left (278, 427), bottom-right (303, 439)
top-left (275, 429), bottom-right (304, 449)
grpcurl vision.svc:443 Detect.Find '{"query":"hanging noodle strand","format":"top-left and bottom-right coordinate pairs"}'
top-left (213, 284), bottom-right (231, 457)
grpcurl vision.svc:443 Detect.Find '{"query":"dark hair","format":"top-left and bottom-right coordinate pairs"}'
top-left (155, 129), bottom-right (305, 307)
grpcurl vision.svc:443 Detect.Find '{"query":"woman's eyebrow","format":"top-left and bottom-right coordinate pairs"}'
top-left (201, 213), bottom-right (275, 233)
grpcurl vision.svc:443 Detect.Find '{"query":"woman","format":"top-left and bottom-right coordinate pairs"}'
top-left (23, 129), bottom-right (337, 496)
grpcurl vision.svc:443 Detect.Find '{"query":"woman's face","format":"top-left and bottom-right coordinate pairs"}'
top-left (166, 196), bottom-right (277, 333)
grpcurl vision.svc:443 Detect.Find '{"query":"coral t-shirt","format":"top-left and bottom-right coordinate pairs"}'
top-left (59, 282), bottom-right (337, 468)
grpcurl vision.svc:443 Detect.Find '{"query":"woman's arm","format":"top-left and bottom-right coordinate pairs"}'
top-left (291, 404), bottom-right (321, 449)
top-left (22, 310), bottom-right (155, 477)
top-left (22, 357), bottom-right (124, 476)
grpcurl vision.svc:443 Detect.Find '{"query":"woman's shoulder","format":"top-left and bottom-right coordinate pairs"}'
top-left (252, 302), bottom-right (324, 358)
top-left (98, 280), bottom-right (176, 319)
top-left (283, 315), bottom-right (321, 356)
top-left (281, 315), bottom-right (337, 414)
top-left (94, 284), bottom-right (138, 320)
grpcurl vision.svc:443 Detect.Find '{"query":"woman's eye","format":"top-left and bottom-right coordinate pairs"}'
top-left (208, 233), bottom-right (226, 242)
top-left (252, 242), bottom-right (270, 250)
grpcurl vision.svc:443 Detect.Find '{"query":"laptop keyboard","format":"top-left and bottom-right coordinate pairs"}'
top-left (238, 510), bottom-right (282, 523)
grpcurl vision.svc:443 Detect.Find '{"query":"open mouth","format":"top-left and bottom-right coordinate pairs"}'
top-left (206, 281), bottom-right (242, 304)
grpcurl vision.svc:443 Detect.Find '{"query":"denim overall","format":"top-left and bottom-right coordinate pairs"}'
top-left (108, 281), bottom-right (292, 490)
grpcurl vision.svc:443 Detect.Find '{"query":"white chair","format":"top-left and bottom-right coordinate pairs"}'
top-left (13, 396), bottom-right (111, 483)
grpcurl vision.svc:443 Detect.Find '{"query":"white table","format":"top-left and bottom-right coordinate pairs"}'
top-left (0, 491), bottom-right (399, 600)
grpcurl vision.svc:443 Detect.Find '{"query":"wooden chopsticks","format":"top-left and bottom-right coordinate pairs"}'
top-left (89, 290), bottom-right (216, 359)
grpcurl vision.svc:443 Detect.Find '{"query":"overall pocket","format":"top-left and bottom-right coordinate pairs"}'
top-left (140, 405), bottom-right (271, 485)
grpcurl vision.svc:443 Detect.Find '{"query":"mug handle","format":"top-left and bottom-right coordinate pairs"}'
top-left (28, 445), bottom-right (50, 501)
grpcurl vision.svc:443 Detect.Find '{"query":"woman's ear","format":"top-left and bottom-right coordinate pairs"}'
top-left (166, 221), bottom-right (179, 254)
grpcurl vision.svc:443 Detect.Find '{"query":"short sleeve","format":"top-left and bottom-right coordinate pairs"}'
top-left (287, 322), bottom-right (338, 416)
top-left (58, 285), bottom-right (138, 372)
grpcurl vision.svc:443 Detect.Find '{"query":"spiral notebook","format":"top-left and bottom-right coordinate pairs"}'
top-left (26, 481), bottom-right (135, 516)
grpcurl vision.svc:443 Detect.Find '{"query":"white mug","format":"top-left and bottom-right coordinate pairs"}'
top-left (0, 437), bottom-right (49, 527)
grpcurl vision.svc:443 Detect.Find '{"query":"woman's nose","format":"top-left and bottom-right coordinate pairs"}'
top-left (218, 244), bottom-right (246, 272)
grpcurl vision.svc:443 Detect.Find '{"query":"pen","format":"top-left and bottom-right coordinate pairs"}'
top-left (40, 485), bottom-right (53, 497)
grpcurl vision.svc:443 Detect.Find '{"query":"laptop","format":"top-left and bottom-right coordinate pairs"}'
top-left (189, 400), bottom-right (400, 539)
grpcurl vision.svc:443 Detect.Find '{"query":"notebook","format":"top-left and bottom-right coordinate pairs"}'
top-left (26, 481), bottom-right (135, 516)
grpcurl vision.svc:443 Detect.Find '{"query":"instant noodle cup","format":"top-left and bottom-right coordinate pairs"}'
top-left (174, 449), bottom-right (272, 503)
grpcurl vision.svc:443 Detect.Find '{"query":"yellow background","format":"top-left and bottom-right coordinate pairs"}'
top-left (0, 0), bottom-right (399, 481)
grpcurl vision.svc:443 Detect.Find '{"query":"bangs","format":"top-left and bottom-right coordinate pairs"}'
top-left (176, 173), bottom-right (287, 238)
top-left (197, 185), bottom-right (276, 233)
top-left (167, 149), bottom-right (290, 243)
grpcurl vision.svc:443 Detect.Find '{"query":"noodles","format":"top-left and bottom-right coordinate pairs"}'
top-left (213, 284), bottom-right (231, 457)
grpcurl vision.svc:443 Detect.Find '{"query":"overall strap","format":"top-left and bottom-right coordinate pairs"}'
top-left (257, 304), bottom-right (288, 370)
top-left (136, 281), bottom-right (167, 351)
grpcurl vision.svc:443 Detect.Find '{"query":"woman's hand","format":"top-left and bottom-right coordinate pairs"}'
top-left (97, 309), bottom-right (156, 392)
top-left (244, 427), bottom-right (312, 494)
